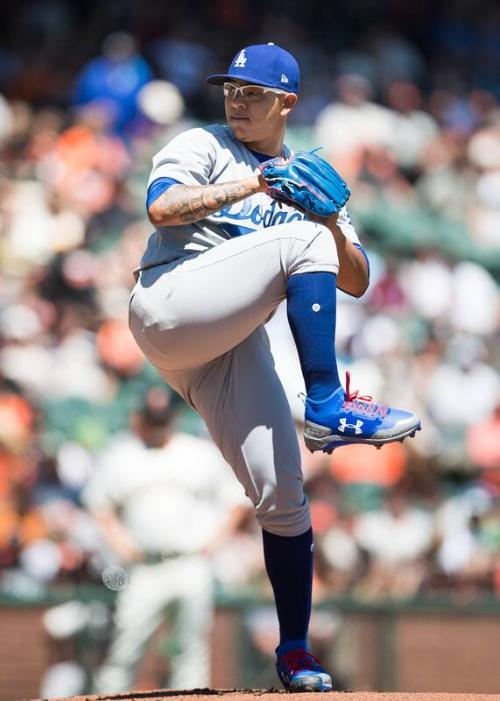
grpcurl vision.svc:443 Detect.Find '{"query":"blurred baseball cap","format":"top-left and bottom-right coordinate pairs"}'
top-left (138, 387), bottom-right (175, 426)
top-left (206, 43), bottom-right (299, 93)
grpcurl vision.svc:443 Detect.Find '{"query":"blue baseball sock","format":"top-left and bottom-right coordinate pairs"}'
top-left (287, 272), bottom-right (340, 401)
top-left (262, 527), bottom-right (313, 653)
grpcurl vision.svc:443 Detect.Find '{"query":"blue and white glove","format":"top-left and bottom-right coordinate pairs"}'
top-left (259, 149), bottom-right (350, 217)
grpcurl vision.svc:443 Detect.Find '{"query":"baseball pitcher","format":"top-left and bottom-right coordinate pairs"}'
top-left (129, 43), bottom-right (421, 691)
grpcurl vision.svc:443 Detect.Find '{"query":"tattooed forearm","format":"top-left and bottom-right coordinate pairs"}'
top-left (148, 176), bottom-right (263, 226)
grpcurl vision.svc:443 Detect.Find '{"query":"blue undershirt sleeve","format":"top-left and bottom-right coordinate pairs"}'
top-left (146, 177), bottom-right (182, 210)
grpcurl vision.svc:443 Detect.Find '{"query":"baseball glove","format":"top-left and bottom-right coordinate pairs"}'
top-left (259, 149), bottom-right (350, 217)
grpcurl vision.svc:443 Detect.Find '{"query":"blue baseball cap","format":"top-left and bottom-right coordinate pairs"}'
top-left (206, 43), bottom-right (299, 94)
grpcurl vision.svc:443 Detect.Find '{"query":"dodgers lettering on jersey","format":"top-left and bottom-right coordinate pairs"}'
top-left (140, 125), bottom-right (361, 270)
top-left (212, 198), bottom-right (305, 237)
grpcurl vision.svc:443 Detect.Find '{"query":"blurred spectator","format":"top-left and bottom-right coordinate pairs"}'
top-left (433, 483), bottom-right (498, 595)
top-left (384, 80), bottom-right (439, 173)
top-left (329, 441), bottom-right (406, 489)
top-left (318, 508), bottom-right (362, 596)
top-left (73, 33), bottom-right (153, 136)
top-left (82, 389), bottom-right (249, 692)
top-left (314, 73), bottom-right (393, 178)
top-left (148, 33), bottom-right (215, 101)
top-left (353, 486), bottom-right (433, 599)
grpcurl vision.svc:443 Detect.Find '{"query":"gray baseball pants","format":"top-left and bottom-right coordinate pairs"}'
top-left (129, 221), bottom-right (339, 536)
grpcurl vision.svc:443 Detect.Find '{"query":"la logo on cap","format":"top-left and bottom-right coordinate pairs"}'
top-left (234, 50), bottom-right (247, 68)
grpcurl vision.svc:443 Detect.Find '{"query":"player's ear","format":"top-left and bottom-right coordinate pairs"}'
top-left (281, 92), bottom-right (298, 117)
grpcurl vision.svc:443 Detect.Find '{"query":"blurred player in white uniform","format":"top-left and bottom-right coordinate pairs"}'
top-left (83, 390), bottom-right (247, 692)
top-left (129, 43), bottom-right (419, 691)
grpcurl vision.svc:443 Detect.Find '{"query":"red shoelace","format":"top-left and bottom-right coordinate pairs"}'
top-left (342, 371), bottom-right (388, 418)
top-left (281, 649), bottom-right (322, 672)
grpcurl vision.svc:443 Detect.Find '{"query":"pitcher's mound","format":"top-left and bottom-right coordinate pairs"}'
top-left (31, 689), bottom-right (500, 701)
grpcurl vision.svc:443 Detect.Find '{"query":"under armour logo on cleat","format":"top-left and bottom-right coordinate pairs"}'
top-left (234, 50), bottom-right (247, 67)
top-left (338, 418), bottom-right (364, 434)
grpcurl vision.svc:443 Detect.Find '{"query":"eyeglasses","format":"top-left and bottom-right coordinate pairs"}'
top-left (223, 82), bottom-right (288, 102)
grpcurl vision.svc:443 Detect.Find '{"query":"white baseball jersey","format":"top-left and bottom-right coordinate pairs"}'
top-left (82, 431), bottom-right (246, 555)
top-left (140, 124), bottom-right (362, 270)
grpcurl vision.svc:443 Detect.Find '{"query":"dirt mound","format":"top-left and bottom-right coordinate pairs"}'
top-left (30, 689), bottom-right (500, 701)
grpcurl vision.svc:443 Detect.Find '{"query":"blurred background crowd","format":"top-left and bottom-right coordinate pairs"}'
top-left (0, 0), bottom-right (499, 695)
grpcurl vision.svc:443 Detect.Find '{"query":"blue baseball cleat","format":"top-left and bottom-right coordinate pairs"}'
top-left (276, 648), bottom-right (333, 692)
top-left (304, 371), bottom-right (421, 454)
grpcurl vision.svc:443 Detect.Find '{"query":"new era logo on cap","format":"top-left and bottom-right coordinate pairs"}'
top-left (206, 43), bottom-right (300, 93)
